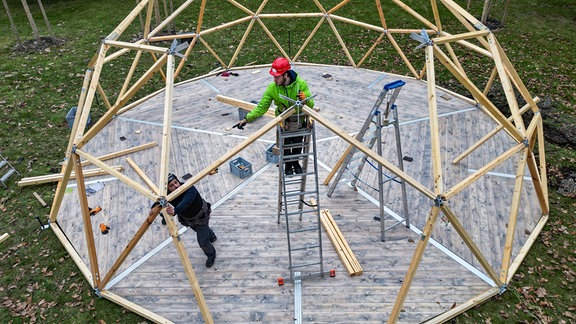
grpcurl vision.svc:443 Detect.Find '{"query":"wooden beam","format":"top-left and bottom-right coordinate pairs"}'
top-left (80, 142), bottom-right (158, 167)
top-left (499, 148), bottom-right (528, 283)
top-left (452, 98), bottom-right (540, 164)
top-left (441, 205), bottom-right (501, 285)
top-left (99, 290), bottom-right (173, 324)
top-left (126, 157), bottom-right (159, 193)
top-left (0, 233), bottom-right (9, 244)
top-left (494, 37), bottom-right (540, 114)
top-left (433, 44), bottom-right (524, 143)
top-left (104, 40), bottom-right (167, 55)
top-left (158, 54), bottom-right (175, 196)
top-left (537, 120), bottom-right (549, 211)
top-left (77, 43), bottom-right (110, 143)
top-left (433, 30), bottom-right (490, 45)
top-left (72, 153), bottom-right (101, 287)
top-left (487, 33), bottom-right (526, 135)
top-left (49, 222), bottom-right (93, 285)
top-left (49, 152), bottom-right (76, 222)
top-left (32, 192), bottom-right (47, 207)
top-left (117, 50), bottom-right (143, 104)
top-left (386, 32), bottom-right (419, 79)
top-left (389, 205), bottom-right (440, 323)
top-left (425, 45), bottom-right (444, 195)
top-left (76, 149), bottom-right (157, 201)
top-left (105, 0), bottom-right (149, 41)
top-left (98, 205), bottom-right (162, 289)
top-left (507, 214), bottom-right (548, 283)
top-left (215, 95), bottom-right (275, 118)
top-left (167, 106), bottom-right (295, 202)
top-left (320, 209), bottom-right (362, 276)
top-left (302, 106), bottom-right (436, 200)
top-left (17, 166), bottom-right (123, 187)
top-left (77, 53), bottom-right (168, 149)
top-left (163, 205), bottom-right (213, 323)
top-left (323, 144), bottom-right (354, 186)
top-left (67, 69), bottom-right (92, 155)
top-left (425, 287), bottom-right (500, 323)
top-left (445, 142), bottom-right (524, 200)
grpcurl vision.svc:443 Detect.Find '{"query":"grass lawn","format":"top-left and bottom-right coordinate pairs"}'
top-left (1, 0), bottom-right (574, 322)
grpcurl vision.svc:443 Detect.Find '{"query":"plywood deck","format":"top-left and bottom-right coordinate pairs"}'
top-left (56, 64), bottom-right (543, 323)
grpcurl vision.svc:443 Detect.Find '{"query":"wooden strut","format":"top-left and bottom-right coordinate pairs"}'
top-left (72, 153), bottom-right (101, 288)
top-left (17, 166), bottom-right (123, 187)
top-left (388, 205), bottom-right (441, 323)
top-left (97, 205), bottom-right (162, 290)
top-left (320, 209), bottom-right (362, 276)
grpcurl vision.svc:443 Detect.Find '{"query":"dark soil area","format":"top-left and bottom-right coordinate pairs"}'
top-left (13, 36), bottom-right (66, 52)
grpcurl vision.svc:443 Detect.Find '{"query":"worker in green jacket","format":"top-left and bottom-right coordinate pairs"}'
top-left (234, 57), bottom-right (315, 175)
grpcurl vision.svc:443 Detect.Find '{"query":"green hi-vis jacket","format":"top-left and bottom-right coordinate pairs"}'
top-left (245, 70), bottom-right (314, 123)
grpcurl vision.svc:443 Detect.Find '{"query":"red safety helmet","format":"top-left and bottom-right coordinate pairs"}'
top-left (269, 57), bottom-right (291, 76)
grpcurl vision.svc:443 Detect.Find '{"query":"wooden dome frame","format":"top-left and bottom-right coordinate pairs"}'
top-left (21, 0), bottom-right (547, 322)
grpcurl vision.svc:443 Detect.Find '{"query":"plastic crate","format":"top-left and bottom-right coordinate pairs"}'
top-left (229, 157), bottom-right (253, 179)
top-left (266, 144), bottom-right (279, 164)
top-left (66, 106), bottom-right (92, 129)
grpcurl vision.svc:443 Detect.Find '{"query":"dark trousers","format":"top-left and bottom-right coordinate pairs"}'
top-left (191, 224), bottom-right (216, 258)
top-left (283, 135), bottom-right (304, 158)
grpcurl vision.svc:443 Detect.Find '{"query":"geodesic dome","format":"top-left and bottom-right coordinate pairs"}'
top-left (28, 0), bottom-right (548, 322)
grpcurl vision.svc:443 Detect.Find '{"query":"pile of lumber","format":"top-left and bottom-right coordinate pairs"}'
top-left (320, 209), bottom-right (363, 276)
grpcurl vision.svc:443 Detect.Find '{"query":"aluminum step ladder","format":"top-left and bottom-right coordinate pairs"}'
top-left (276, 107), bottom-right (324, 283)
top-left (327, 80), bottom-right (410, 241)
top-left (0, 153), bottom-right (20, 189)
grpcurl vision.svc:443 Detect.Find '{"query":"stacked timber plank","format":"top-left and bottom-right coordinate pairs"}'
top-left (320, 209), bottom-right (363, 276)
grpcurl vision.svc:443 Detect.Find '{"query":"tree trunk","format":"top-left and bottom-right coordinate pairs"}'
top-left (37, 0), bottom-right (54, 38)
top-left (481, 0), bottom-right (492, 24)
top-left (502, 0), bottom-right (512, 25)
top-left (2, 0), bottom-right (24, 47)
top-left (21, 0), bottom-right (41, 41)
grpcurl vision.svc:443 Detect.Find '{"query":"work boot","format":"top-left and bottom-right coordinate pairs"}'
top-left (284, 163), bottom-right (294, 175)
top-left (293, 162), bottom-right (303, 174)
top-left (206, 253), bottom-right (216, 268)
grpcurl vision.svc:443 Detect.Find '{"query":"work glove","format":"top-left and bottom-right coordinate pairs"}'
top-left (233, 119), bottom-right (247, 130)
top-left (297, 90), bottom-right (306, 102)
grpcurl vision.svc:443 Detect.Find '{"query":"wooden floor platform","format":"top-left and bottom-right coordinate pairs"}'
top-left (56, 64), bottom-right (543, 323)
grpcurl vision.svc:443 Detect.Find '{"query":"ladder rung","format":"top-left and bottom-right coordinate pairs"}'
top-left (285, 190), bottom-right (317, 197)
top-left (279, 129), bottom-right (313, 138)
top-left (1, 169), bottom-right (16, 183)
top-left (291, 261), bottom-right (322, 269)
top-left (286, 209), bottom-right (318, 217)
top-left (289, 226), bottom-right (320, 234)
top-left (284, 178), bottom-right (304, 185)
top-left (290, 244), bottom-right (320, 251)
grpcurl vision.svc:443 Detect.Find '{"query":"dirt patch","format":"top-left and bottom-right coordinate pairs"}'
top-left (13, 36), bottom-right (66, 53)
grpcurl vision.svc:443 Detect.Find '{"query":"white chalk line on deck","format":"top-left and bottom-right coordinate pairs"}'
top-left (117, 116), bottom-right (275, 144)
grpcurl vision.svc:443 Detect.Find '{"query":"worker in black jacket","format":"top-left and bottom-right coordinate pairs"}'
top-left (156, 173), bottom-right (217, 268)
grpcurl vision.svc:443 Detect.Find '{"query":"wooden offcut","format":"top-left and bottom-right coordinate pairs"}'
top-left (32, 192), bottom-right (47, 207)
top-left (320, 209), bottom-right (362, 276)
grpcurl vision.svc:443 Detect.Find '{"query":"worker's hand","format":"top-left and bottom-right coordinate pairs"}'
top-left (297, 90), bottom-right (306, 102)
top-left (233, 119), bottom-right (247, 130)
top-left (165, 204), bottom-right (175, 216)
